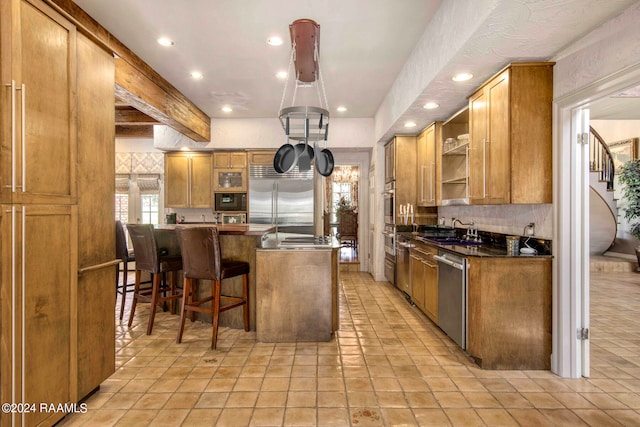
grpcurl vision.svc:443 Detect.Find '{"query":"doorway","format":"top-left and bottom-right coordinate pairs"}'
top-left (327, 165), bottom-right (360, 267)
top-left (554, 63), bottom-right (640, 378)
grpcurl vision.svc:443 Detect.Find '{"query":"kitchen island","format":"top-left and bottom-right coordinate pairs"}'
top-left (152, 226), bottom-right (340, 342)
top-left (154, 224), bottom-right (274, 330)
top-left (255, 234), bottom-right (340, 342)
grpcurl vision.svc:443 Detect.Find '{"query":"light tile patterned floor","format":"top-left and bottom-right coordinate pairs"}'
top-left (58, 270), bottom-right (640, 426)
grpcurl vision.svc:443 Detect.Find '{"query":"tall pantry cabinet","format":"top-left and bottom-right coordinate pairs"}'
top-left (1, 0), bottom-right (115, 425)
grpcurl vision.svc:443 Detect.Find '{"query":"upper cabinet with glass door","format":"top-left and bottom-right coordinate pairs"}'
top-left (213, 151), bottom-right (247, 191)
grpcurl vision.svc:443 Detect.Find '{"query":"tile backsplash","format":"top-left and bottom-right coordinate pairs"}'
top-left (438, 204), bottom-right (552, 239)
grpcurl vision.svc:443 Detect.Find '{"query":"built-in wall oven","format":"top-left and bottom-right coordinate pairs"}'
top-left (383, 224), bottom-right (396, 285)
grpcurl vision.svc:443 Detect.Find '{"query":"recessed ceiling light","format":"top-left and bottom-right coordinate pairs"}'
top-left (179, 146), bottom-right (191, 151)
top-left (404, 121), bottom-right (417, 128)
top-left (157, 37), bottom-right (175, 47)
top-left (452, 72), bottom-right (473, 82)
top-left (221, 106), bottom-right (233, 113)
top-left (190, 71), bottom-right (204, 80)
top-left (267, 36), bottom-right (283, 46)
top-left (276, 71), bottom-right (288, 79)
top-left (423, 102), bottom-right (439, 110)
top-left (336, 106), bottom-right (347, 112)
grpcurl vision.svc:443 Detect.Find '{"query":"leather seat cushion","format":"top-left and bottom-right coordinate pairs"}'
top-left (220, 260), bottom-right (250, 279)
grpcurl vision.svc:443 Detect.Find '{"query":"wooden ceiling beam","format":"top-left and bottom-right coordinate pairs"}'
top-left (115, 106), bottom-right (158, 125)
top-left (116, 125), bottom-right (154, 139)
top-left (47, 0), bottom-right (211, 142)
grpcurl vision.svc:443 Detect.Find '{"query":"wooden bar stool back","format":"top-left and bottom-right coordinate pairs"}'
top-left (126, 224), bottom-right (183, 334)
top-left (176, 226), bottom-right (249, 349)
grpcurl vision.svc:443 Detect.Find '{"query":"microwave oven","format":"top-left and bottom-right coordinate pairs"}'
top-left (215, 192), bottom-right (246, 212)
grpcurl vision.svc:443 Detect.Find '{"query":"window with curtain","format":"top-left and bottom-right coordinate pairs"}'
top-left (137, 175), bottom-right (160, 224)
top-left (115, 174), bottom-right (130, 224)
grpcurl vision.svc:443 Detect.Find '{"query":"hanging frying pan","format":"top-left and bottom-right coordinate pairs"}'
top-left (273, 142), bottom-right (297, 173)
top-left (315, 148), bottom-right (334, 177)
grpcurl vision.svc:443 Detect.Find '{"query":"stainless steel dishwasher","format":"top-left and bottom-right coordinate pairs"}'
top-left (434, 250), bottom-right (467, 349)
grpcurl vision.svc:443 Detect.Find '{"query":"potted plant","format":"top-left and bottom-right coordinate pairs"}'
top-left (618, 159), bottom-right (640, 270)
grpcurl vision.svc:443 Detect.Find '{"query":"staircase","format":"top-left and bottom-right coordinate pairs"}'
top-left (589, 127), bottom-right (619, 255)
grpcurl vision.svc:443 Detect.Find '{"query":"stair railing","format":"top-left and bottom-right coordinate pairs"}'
top-left (589, 126), bottom-right (615, 191)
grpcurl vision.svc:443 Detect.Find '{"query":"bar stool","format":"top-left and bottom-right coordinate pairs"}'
top-left (115, 220), bottom-right (136, 321)
top-left (176, 226), bottom-right (249, 349)
top-left (126, 223), bottom-right (183, 335)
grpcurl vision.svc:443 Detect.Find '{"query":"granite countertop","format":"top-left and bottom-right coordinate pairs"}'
top-left (404, 231), bottom-right (553, 259)
top-left (155, 223), bottom-right (276, 236)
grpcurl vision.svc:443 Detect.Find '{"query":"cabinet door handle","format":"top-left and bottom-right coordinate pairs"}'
top-left (465, 146), bottom-right (470, 199)
top-left (430, 162), bottom-right (435, 202)
top-left (421, 257), bottom-right (437, 268)
top-left (420, 165), bottom-right (426, 203)
top-left (19, 84), bottom-right (25, 193)
top-left (7, 81), bottom-right (16, 191)
top-left (483, 139), bottom-right (488, 198)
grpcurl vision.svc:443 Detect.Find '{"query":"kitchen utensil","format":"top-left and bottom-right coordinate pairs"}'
top-left (273, 142), bottom-right (297, 173)
top-left (295, 142), bottom-right (314, 171)
top-left (315, 148), bottom-right (334, 176)
top-left (506, 236), bottom-right (520, 256)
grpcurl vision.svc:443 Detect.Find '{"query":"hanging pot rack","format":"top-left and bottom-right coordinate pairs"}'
top-left (275, 18), bottom-right (333, 176)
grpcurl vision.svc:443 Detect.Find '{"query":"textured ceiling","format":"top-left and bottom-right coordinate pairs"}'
top-left (74, 0), bottom-right (441, 120)
top-left (73, 0), bottom-right (639, 140)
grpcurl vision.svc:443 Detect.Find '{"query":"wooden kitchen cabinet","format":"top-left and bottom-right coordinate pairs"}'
top-left (165, 152), bottom-right (213, 208)
top-left (417, 123), bottom-right (441, 207)
top-left (214, 151), bottom-right (247, 169)
top-left (468, 62), bottom-right (554, 205)
top-left (0, 0), bottom-right (77, 206)
top-left (75, 32), bottom-right (116, 399)
top-left (466, 256), bottom-right (552, 370)
top-left (1, 204), bottom-right (78, 427)
top-left (248, 150), bottom-right (276, 166)
top-left (409, 241), bottom-right (438, 323)
top-left (410, 250), bottom-right (425, 312)
top-left (385, 135), bottom-right (417, 222)
top-left (384, 140), bottom-right (395, 183)
top-left (1, 2), bottom-right (116, 424)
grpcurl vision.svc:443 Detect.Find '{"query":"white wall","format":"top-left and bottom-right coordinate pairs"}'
top-left (590, 120), bottom-right (640, 146)
top-left (154, 117), bottom-right (374, 150)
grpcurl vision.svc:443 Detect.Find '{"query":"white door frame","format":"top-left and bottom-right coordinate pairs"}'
top-left (552, 63), bottom-right (640, 378)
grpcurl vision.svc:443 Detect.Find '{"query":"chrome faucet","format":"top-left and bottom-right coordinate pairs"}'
top-left (452, 218), bottom-right (480, 242)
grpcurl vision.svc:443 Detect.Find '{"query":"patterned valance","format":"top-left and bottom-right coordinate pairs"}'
top-left (116, 152), bottom-right (164, 174)
top-left (115, 174), bottom-right (130, 194)
top-left (136, 175), bottom-right (160, 194)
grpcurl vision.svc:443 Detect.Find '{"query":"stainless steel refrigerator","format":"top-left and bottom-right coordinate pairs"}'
top-left (249, 165), bottom-right (315, 234)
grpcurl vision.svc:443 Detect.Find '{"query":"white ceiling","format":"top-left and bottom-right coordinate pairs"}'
top-left (73, 0), bottom-right (640, 136)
